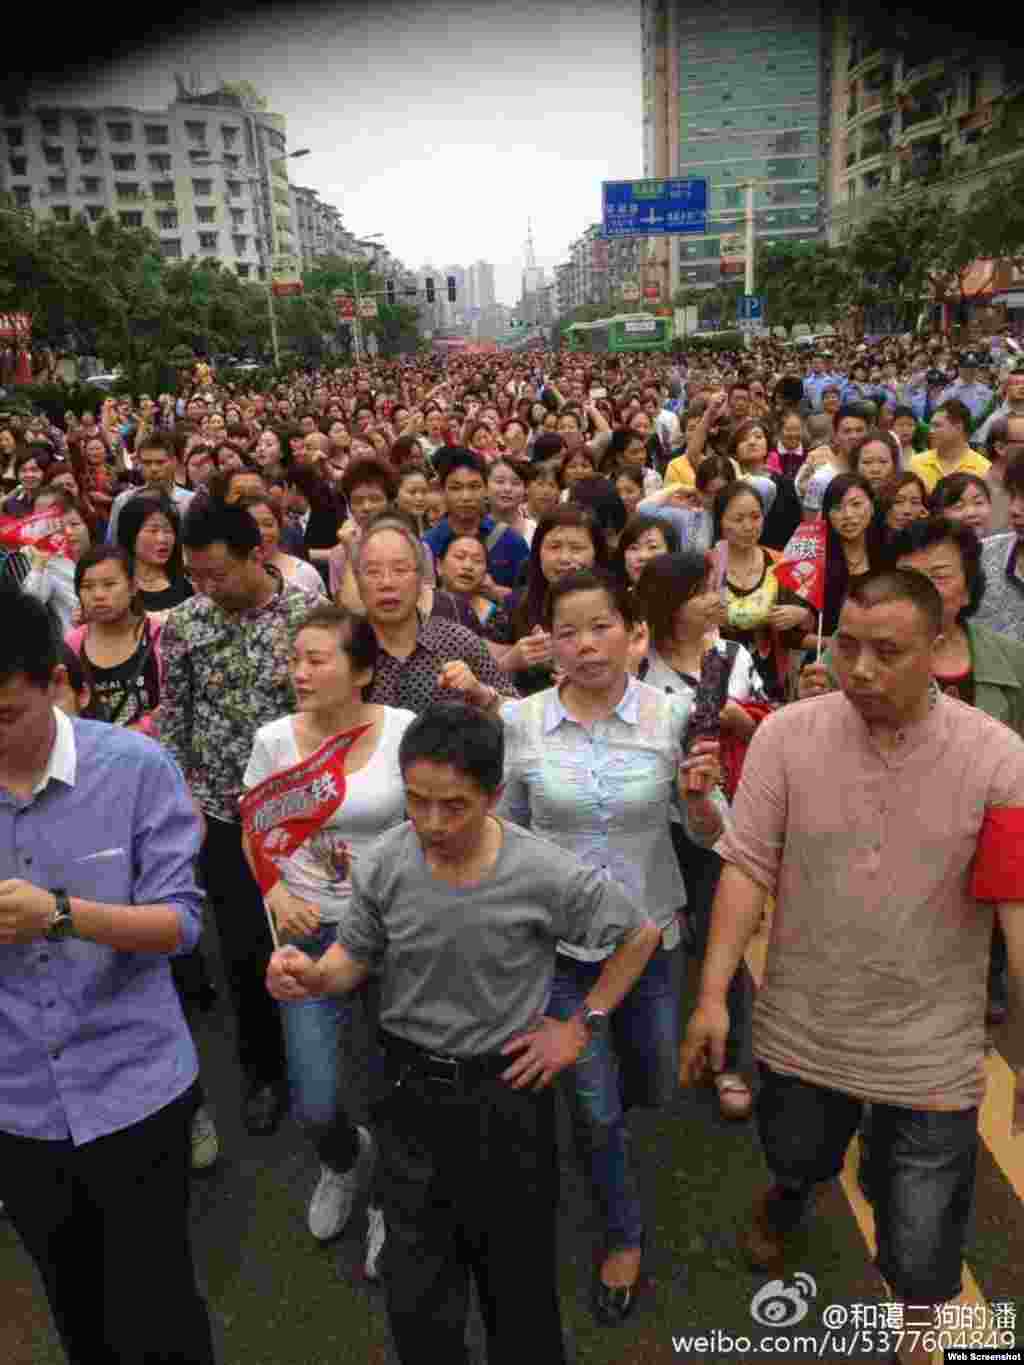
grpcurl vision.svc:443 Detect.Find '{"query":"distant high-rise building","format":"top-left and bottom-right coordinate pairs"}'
top-left (641, 0), bottom-right (826, 295)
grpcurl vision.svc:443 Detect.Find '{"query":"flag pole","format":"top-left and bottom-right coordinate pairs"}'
top-left (816, 512), bottom-right (826, 662)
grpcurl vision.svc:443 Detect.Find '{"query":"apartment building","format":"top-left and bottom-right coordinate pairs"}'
top-left (641, 0), bottom-right (826, 293)
top-left (0, 79), bottom-right (305, 282)
top-left (828, 7), bottom-right (1024, 242)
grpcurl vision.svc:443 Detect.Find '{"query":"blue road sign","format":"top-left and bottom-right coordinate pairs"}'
top-left (738, 295), bottom-right (764, 321)
top-left (602, 178), bottom-right (708, 238)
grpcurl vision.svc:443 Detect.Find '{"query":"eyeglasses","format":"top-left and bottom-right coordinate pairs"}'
top-left (361, 564), bottom-right (417, 583)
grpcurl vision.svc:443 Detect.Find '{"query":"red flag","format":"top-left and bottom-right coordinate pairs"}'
top-left (775, 520), bottom-right (827, 613)
top-left (0, 508), bottom-right (69, 556)
top-left (239, 724), bottom-right (372, 895)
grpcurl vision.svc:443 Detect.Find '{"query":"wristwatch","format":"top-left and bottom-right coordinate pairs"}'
top-left (582, 1007), bottom-right (610, 1038)
top-left (46, 889), bottom-right (75, 942)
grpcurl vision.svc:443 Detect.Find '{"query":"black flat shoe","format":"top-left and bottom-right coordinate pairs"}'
top-left (593, 1277), bottom-right (639, 1326)
top-left (244, 1083), bottom-right (285, 1136)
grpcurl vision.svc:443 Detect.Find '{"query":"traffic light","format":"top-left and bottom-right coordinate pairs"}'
top-left (447, 275), bottom-right (457, 303)
top-left (425, 277), bottom-right (435, 303)
top-left (386, 279), bottom-right (396, 306)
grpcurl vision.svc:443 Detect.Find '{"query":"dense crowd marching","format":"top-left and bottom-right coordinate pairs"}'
top-left (1, 330), bottom-right (1023, 1365)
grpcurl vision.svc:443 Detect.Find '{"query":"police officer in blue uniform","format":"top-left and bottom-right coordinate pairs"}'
top-left (937, 352), bottom-right (994, 424)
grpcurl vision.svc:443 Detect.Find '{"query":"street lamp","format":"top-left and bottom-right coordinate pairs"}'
top-left (347, 233), bottom-right (384, 364)
top-left (194, 147), bottom-right (310, 368)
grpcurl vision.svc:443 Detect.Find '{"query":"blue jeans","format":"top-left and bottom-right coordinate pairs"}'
top-left (756, 1063), bottom-right (979, 1303)
top-left (547, 946), bottom-right (679, 1252)
top-left (278, 922), bottom-right (382, 1174)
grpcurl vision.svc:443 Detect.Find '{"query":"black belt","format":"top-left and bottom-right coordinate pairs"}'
top-left (380, 1031), bottom-right (511, 1088)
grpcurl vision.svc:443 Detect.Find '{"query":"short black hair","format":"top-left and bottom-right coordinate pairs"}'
top-left (293, 603), bottom-right (379, 698)
top-left (530, 433), bottom-right (566, 465)
top-left (398, 701), bottom-right (504, 794)
top-left (933, 398), bottom-right (972, 434)
top-left (0, 582), bottom-right (60, 687)
top-left (844, 568), bottom-right (943, 638)
top-left (886, 514), bottom-right (986, 621)
top-left (544, 567), bottom-right (637, 631)
top-left (435, 447), bottom-right (487, 486)
top-left (181, 496), bottom-right (262, 557)
top-left (1005, 450), bottom-right (1024, 499)
top-left (569, 477), bottom-right (628, 537)
top-left (135, 430), bottom-right (176, 460)
top-left (834, 402), bottom-right (874, 430)
top-left (712, 480), bottom-right (765, 542)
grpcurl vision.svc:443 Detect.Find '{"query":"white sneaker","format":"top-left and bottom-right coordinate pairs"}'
top-left (307, 1128), bottom-right (374, 1243)
top-left (364, 1205), bottom-right (386, 1281)
top-left (190, 1106), bottom-right (220, 1171)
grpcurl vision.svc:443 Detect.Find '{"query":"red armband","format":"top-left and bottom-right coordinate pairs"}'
top-left (970, 807), bottom-right (1024, 902)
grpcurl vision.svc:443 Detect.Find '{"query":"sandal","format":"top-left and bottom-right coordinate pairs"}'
top-left (714, 1072), bottom-right (753, 1121)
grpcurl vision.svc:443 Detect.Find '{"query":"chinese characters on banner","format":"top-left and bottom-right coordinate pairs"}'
top-left (776, 520), bottom-right (827, 612)
top-left (0, 508), bottom-right (70, 557)
top-left (239, 725), bottom-right (372, 895)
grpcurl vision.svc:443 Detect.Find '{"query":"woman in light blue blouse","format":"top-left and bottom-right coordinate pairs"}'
top-left (498, 568), bottom-right (726, 1327)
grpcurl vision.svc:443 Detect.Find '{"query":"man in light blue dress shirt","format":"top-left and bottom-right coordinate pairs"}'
top-left (803, 354), bottom-right (848, 411)
top-left (0, 584), bottom-right (215, 1363)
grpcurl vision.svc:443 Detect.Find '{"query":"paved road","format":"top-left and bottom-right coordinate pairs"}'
top-left (3, 928), bottom-right (1022, 1365)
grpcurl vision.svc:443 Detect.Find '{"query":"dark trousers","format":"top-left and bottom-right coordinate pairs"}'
top-left (197, 816), bottom-right (286, 1090)
top-left (0, 1082), bottom-right (215, 1365)
top-left (370, 1046), bottom-right (567, 1365)
top-left (671, 825), bottom-right (753, 1072)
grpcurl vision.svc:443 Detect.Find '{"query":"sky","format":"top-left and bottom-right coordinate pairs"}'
top-left (33, 0), bottom-right (643, 306)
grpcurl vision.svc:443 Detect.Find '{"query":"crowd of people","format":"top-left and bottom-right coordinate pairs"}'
top-left (1, 333), bottom-right (1023, 1365)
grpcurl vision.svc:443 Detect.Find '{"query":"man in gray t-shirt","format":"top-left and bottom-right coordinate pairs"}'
top-left (267, 702), bottom-right (658, 1365)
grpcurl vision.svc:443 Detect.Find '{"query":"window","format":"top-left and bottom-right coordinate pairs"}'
top-left (160, 239), bottom-right (183, 259)
top-left (40, 113), bottom-right (61, 136)
top-left (184, 120), bottom-right (207, 143)
top-left (149, 154), bottom-right (171, 172)
top-left (43, 145), bottom-right (64, 165)
top-left (78, 147), bottom-right (98, 164)
top-left (198, 232), bottom-right (218, 251)
top-left (119, 211), bottom-right (143, 228)
top-left (192, 179), bottom-right (213, 197)
top-left (196, 205), bottom-right (216, 223)
top-left (223, 153), bottom-right (240, 167)
top-left (151, 181), bottom-right (175, 201)
top-left (226, 180), bottom-right (242, 198)
top-left (115, 182), bottom-right (141, 200)
top-left (156, 210), bottom-right (179, 230)
top-left (111, 153), bottom-right (137, 171)
top-left (107, 122), bottom-right (132, 142)
top-left (221, 125), bottom-right (239, 146)
top-left (48, 176), bottom-right (67, 194)
top-left (144, 125), bottom-right (169, 145)
top-left (81, 177), bottom-right (101, 194)
top-left (230, 207), bottom-right (246, 226)
top-left (52, 205), bottom-right (70, 222)
top-left (86, 204), bottom-right (105, 221)
top-left (74, 116), bottom-right (96, 137)
top-left (6, 127), bottom-right (24, 146)
top-left (236, 263), bottom-right (251, 278)
top-left (9, 156), bottom-right (27, 176)
top-left (233, 234), bottom-right (248, 255)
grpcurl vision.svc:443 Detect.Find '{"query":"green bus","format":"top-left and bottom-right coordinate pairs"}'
top-left (564, 312), bottom-right (673, 354)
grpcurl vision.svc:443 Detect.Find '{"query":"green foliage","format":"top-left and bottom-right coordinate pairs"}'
top-left (14, 382), bottom-right (114, 422)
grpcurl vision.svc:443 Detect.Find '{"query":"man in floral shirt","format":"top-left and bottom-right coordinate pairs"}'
top-left (159, 500), bottom-right (320, 1136)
